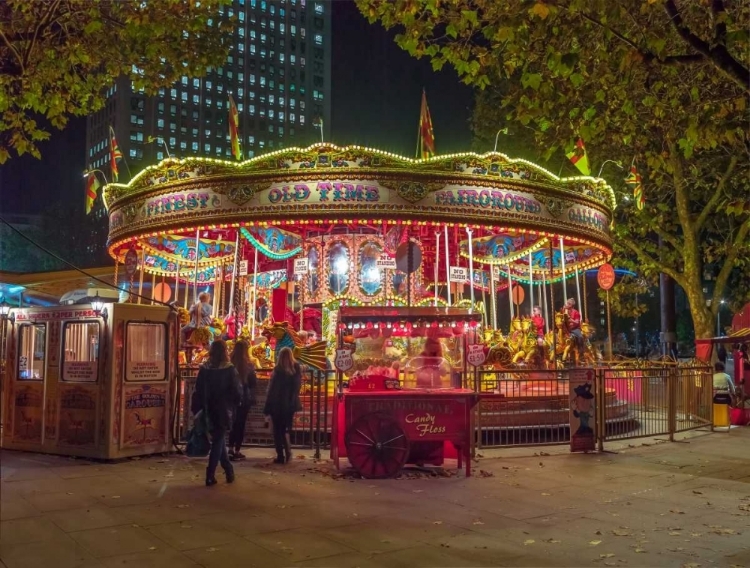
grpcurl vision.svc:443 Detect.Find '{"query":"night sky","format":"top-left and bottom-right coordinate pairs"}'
top-left (0, 1), bottom-right (474, 216)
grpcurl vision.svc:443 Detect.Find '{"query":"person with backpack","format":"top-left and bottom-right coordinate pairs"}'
top-left (228, 340), bottom-right (258, 461)
top-left (191, 340), bottom-right (242, 486)
top-left (263, 347), bottom-right (302, 464)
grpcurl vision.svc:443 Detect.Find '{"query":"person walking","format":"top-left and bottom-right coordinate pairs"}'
top-left (263, 347), bottom-right (302, 464)
top-left (191, 339), bottom-right (242, 486)
top-left (229, 340), bottom-right (258, 461)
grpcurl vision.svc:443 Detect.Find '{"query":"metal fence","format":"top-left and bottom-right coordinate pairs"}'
top-left (175, 363), bottom-right (713, 453)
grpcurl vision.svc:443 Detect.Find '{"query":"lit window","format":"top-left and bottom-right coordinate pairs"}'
top-left (129, 148), bottom-right (137, 158)
top-left (206, 80), bottom-right (213, 90)
top-left (301, 28), bottom-right (306, 38)
top-left (17, 324), bottom-right (46, 380)
top-left (250, 44), bottom-right (256, 54)
top-left (249, 105), bottom-right (256, 115)
top-left (291, 25), bottom-right (296, 34)
top-left (290, 98), bottom-right (296, 108)
top-left (248, 135), bottom-right (255, 145)
top-left (279, 112), bottom-right (285, 121)
top-left (269, 94), bottom-right (275, 104)
top-left (192, 141), bottom-right (198, 151)
top-left (239, 11), bottom-right (245, 21)
top-left (239, 27), bottom-right (245, 37)
top-left (290, 54), bottom-right (296, 64)
top-left (193, 94), bottom-right (200, 104)
top-left (169, 137), bottom-right (176, 147)
top-left (180, 141), bottom-right (187, 150)
top-left (280, 23), bottom-right (285, 34)
top-left (250, 74), bottom-right (256, 85)
top-left (157, 151), bottom-right (164, 160)
top-left (269, 109), bottom-right (275, 119)
top-left (238, 43), bottom-right (244, 53)
top-left (259, 140), bottom-right (265, 148)
top-left (314, 34), bottom-right (323, 45)
top-left (238, 72), bottom-right (244, 82)
top-left (181, 92), bottom-right (188, 102)
top-left (249, 91), bottom-right (256, 100)
top-left (290, 112), bottom-right (296, 122)
top-left (250, 30), bottom-right (256, 40)
top-left (279, 53), bottom-right (285, 63)
top-left (260, 76), bottom-right (266, 86)
top-left (157, 118), bottom-right (164, 129)
top-left (300, 115), bottom-right (305, 125)
top-left (204, 143), bottom-right (211, 152)
top-left (170, 88), bottom-right (177, 98)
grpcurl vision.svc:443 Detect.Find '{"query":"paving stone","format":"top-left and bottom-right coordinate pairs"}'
top-left (98, 550), bottom-right (199, 568)
top-left (0, 499), bottom-right (41, 522)
top-left (246, 527), bottom-right (357, 563)
top-left (183, 538), bottom-right (288, 568)
top-left (146, 519), bottom-right (239, 551)
top-left (48, 506), bottom-right (131, 533)
top-left (0, 516), bottom-right (69, 545)
top-left (0, 534), bottom-right (101, 568)
top-left (24, 490), bottom-right (99, 513)
top-left (69, 525), bottom-right (166, 558)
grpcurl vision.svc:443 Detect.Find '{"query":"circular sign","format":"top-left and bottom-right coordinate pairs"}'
top-left (395, 241), bottom-right (422, 274)
top-left (511, 284), bottom-right (525, 305)
top-left (153, 283), bottom-right (172, 303)
top-left (597, 263), bottom-right (616, 290)
top-left (467, 344), bottom-right (486, 367)
top-left (124, 249), bottom-right (138, 277)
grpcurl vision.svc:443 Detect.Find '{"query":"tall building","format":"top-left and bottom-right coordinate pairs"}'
top-left (85, 0), bottom-right (331, 200)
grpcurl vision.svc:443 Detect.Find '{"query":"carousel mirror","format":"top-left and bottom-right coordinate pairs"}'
top-left (359, 241), bottom-right (383, 296)
top-left (328, 241), bottom-right (350, 295)
top-left (307, 245), bottom-right (320, 295)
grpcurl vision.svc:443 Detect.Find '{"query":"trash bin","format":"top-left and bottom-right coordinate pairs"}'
top-left (713, 392), bottom-right (731, 427)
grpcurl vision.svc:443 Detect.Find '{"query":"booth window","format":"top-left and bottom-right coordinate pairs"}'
top-left (18, 323), bottom-right (46, 380)
top-left (62, 321), bottom-right (100, 382)
top-left (125, 322), bottom-right (167, 382)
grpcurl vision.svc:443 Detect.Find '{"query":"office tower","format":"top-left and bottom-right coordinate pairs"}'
top-left (85, 0), bottom-right (331, 197)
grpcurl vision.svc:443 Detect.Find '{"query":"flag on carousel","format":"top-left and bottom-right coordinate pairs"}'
top-left (418, 89), bottom-right (435, 159)
top-left (625, 158), bottom-right (645, 210)
top-left (109, 126), bottom-right (122, 181)
top-left (566, 138), bottom-right (591, 176)
top-left (85, 172), bottom-right (101, 215)
top-left (228, 94), bottom-right (241, 160)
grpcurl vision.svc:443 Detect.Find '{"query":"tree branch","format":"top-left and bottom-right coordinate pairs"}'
top-left (618, 235), bottom-right (686, 289)
top-left (695, 155), bottom-right (738, 232)
top-left (712, 216), bottom-right (750, 310)
top-left (0, 28), bottom-right (25, 74)
top-left (664, 0), bottom-right (750, 93)
top-left (651, 226), bottom-right (681, 252)
top-left (22, 0), bottom-right (63, 70)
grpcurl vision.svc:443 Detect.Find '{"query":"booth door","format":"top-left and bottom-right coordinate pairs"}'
top-left (119, 321), bottom-right (170, 451)
top-left (57, 320), bottom-right (102, 448)
top-left (9, 322), bottom-right (47, 445)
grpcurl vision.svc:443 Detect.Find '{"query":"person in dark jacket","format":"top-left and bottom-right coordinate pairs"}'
top-left (228, 340), bottom-right (258, 461)
top-left (191, 340), bottom-right (242, 486)
top-left (263, 347), bottom-right (302, 464)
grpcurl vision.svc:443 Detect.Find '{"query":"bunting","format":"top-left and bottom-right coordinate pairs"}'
top-left (109, 126), bottom-right (122, 181)
top-left (625, 158), bottom-right (645, 210)
top-left (85, 172), bottom-right (101, 215)
top-left (566, 138), bottom-right (591, 176)
top-left (228, 94), bottom-right (241, 160)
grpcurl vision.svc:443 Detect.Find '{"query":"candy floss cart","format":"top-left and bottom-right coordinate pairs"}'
top-left (331, 307), bottom-right (479, 478)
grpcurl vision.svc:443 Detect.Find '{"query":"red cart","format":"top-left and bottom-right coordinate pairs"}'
top-left (331, 307), bottom-right (480, 478)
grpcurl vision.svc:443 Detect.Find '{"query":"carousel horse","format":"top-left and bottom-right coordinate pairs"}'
top-left (512, 318), bottom-right (547, 366)
top-left (479, 328), bottom-right (513, 368)
top-left (183, 316), bottom-right (225, 351)
top-left (261, 321), bottom-right (328, 370)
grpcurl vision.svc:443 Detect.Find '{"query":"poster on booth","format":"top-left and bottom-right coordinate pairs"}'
top-left (122, 385), bottom-right (166, 447)
top-left (59, 385), bottom-right (97, 446)
top-left (467, 344), bottom-right (486, 367)
top-left (126, 360), bottom-right (165, 382)
top-left (12, 384), bottom-right (43, 443)
top-left (569, 369), bottom-right (596, 453)
top-left (63, 361), bottom-right (98, 382)
top-left (335, 348), bottom-right (354, 372)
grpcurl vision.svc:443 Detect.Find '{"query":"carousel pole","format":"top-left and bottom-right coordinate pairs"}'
top-left (549, 240), bottom-right (556, 359)
top-left (559, 236), bottom-right (568, 304)
top-left (228, 230), bottom-right (240, 316)
top-left (542, 272), bottom-right (550, 333)
top-left (250, 246), bottom-right (259, 339)
top-left (575, 266), bottom-right (583, 318)
top-left (466, 228), bottom-right (475, 309)
top-left (183, 270), bottom-right (189, 309)
top-left (481, 275), bottom-right (488, 327)
top-left (434, 231), bottom-right (440, 307)
top-left (174, 262), bottom-right (180, 306)
top-left (528, 251), bottom-right (533, 315)
top-left (137, 251), bottom-right (145, 305)
top-left (582, 270), bottom-right (588, 321)
top-left (506, 264), bottom-right (514, 322)
top-left (150, 273), bottom-right (156, 305)
top-left (489, 264), bottom-right (498, 329)
top-left (444, 225), bottom-right (452, 306)
top-left (193, 228), bottom-right (200, 304)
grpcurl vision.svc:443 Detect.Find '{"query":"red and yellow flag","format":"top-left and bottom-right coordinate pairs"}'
top-left (109, 126), bottom-right (122, 181)
top-left (228, 94), bottom-right (241, 160)
top-left (566, 138), bottom-right (591, 176)
top-left (85, 172), bottom-right (101, 215)
top-left (418, 90), bottom-right (435, 159)
top-left (625, 158), bottom-right (645, 210)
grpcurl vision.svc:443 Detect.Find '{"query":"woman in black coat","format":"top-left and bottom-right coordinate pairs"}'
top-left (191, 340), bottom-right (242, 486)
top-left (228, 340), bottom-right (258, 460)
top-left (263, 347), bottom-right (302, 464)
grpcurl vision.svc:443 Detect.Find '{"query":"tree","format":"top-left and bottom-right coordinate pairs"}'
top-left (0, 0), bottom-right (232, 162)
top-left (359, 0), bottom-right (750, 338)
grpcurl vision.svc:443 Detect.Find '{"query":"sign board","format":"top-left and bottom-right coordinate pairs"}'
top-left (125, 360), bottom-right (166, 382)
top-left (512, 284), bottom-right (525, 305)
top-left (239, 260), bottom-right (249, 276)
top-left (449, 266), bottom-right (468, 283)
top-left (597, 263), bottom-right (615, 290)
top-left (467, 344), bottom-right (486, 367)
top-left (293, 258), bottom-right (309, 275)
top-left (334, 348), bottom-right (354, 372)
top-left (62, 361), bottom-right (98, 382)
top-left (153, 282), bottom-right (172, 303)
top-left (376, 255), bottom-right (397, 270)
top-left (569, 368), bottom-right (596, 453)
top-left (124, 249), bottom-right (139, 277)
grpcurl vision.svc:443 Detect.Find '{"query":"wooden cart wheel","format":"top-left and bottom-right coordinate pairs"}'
top-left (345, 412), bottom-right (409, 479)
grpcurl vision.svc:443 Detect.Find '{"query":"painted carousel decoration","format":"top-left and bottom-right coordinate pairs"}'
top-left (103, 143), bottom-right (615, 369)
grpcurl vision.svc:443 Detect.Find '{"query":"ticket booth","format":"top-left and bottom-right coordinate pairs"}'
top-left (1, 303), bottom-right (177, 459)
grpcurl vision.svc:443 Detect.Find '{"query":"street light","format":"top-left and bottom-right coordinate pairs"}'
top-left (493, 128), bottom-right (510, 152)
top-left (91, 293), bottom-right (108, 319)
top-left (83, 169), bottom-right (109, 185)
top-left (596, 160), bottom-right (624, 178)
top-left (717, 299), bottom-right (726, 336)
top-left (146, 136), bottom-right (172, 159)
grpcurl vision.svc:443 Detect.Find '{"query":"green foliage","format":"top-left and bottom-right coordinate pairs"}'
top-left (358, 0), bottom-right (750, 338)
top-left (0, 0), bottom-right (232, 162)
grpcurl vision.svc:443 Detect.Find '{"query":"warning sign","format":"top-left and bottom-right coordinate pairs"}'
top-left (239, 260), bottom-right (249, 276)
top-left (62, 361), bottom-right (98, 382)
top-left (294, 258), bottom-right (309, 275)
top-left (126, 360), bottom-right (166, 382)
top-left (449, 266), bottom-right (468, 283)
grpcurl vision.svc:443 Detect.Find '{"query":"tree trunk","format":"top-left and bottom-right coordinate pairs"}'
top-left (683, 280), bottom-right (714, 339)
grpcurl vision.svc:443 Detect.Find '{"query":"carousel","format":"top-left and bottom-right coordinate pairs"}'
top-left (102, 143), bottom-right (626, 462)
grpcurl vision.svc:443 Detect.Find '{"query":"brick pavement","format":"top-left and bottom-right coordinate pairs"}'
top-left (1, 428), bottom-right (748, 568)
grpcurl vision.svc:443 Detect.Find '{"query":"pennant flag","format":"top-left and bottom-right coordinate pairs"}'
top-left (418, 89), bottom-right (435, 159)
top-left (109, 126), bottom-right (122, 181)
top-left (566, 138), bottom-right (591, 176)
top-left (228, 94), bottom-right (241, 160)
top-left (85, 173), bottom-right (101, 215)
top-left (625, 158), bottom-right (645, 210)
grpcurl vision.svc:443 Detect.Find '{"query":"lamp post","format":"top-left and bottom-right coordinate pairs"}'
top-left (493, 128), bottom-right (510, 152)
top-left (146, 135), bottom-right (172, 159)
top-left (91, 293), bottom-right (108, 320)
top-left (596, 160), bottom-right (623, 178)
top-left (83, 169), bottom-right (109, 185)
